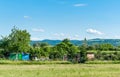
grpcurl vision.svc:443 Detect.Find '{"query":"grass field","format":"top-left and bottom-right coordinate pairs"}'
top-left (0, 64), bottom-right (120, 77)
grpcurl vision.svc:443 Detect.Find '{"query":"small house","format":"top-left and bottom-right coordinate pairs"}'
top-left (87, 52), bottom-right (95, 60)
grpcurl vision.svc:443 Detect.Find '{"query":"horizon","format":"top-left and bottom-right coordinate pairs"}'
top-left (1, 37), bottom-right (120, 41)
top-left (0, 0), bottom-right (120, 40)
top-left (31, 38), bottom-right (120, 41)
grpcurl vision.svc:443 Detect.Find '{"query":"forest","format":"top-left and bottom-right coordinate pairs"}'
top-left (0, 27), bottom-right (120, 63)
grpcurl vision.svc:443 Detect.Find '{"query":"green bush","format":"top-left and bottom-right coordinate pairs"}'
top-left (95, 51), bottom-right (120, 60)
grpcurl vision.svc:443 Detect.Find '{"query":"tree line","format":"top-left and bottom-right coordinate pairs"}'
top-left (0, 27), bottom-right (120, 63)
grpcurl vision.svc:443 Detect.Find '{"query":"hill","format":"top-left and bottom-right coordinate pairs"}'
top-left (30, 39), bottom-right (120, 46)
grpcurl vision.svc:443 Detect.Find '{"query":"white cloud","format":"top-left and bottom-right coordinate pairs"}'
top-left (52, 33), bottom-right (81, 40)
top-left (53, 33), bottom-right (60, 36)
top-left (32, 28), bottom-right (45, 32)
top-left (86, 28), bottom-right (103, 35)
top-left (74, 34), bottom-right (79, 37)
top-left (53, 33), bottom-right (65, 37)
top-left (52, 33), bottom-right (66, 40)
top-left (70, 35), bottom-right (81, 40)
top-left (115, 35), bottom-right (120, 39)
top-left (24, 16), bottom-right (31, 19)
top-left (31, 37), bottom-right (41, 41)
top-left (73, 3), bottom-right (87, 7)
top-left (60, 33), bottom-right (65, 36)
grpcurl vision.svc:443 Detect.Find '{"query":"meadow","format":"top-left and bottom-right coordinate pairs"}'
top-left (0, 64), bottom-right (120, 77)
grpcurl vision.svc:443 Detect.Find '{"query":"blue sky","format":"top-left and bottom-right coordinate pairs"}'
top-left (0, 0), bottom-right (120, 40)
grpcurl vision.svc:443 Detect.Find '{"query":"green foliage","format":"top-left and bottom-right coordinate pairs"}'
top-left (8, 27), bottom-right (30, 53)
top-left (92, 43), bottom-right (114, 51)
top-left (0, 37), bottom-right (11, 58)
top-left (1, 27), bottom-right (120, 62)
top-left (31, 42), bottom-right (51, 59)
top-left (61, 39), bottom-right (79, 59)
top-left (49, 39), bottom-right (79, 60)
top-left (0, 27), bottom-right (30, 58)
top-left (94, 51), bottom-right (120, 60)
top-left (33, 42), bottom-right (50, 48)
top-left (0, 49), bottom-right (4, 58)
top-left (99, 43), bottom-right (114, 51)
top-left (79, 38), bottom-right (87, 63)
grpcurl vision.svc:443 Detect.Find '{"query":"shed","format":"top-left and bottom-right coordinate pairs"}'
top-left (87, 52), bottom-right (95, 60)
top-left (22, 53), bottom-right (30, 60)
top-left (9, 53), bottom-right (29, 61)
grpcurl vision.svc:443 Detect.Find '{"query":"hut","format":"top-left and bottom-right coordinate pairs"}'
top-left (87, 52), bottom-right (95, 60)
top-left (22, 53), bottom-right (30, 60)
top-left (9, 53), bottom-right (29, 60)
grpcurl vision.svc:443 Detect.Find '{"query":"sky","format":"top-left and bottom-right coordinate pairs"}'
top-left (0, 0), bottom-right (120, 40)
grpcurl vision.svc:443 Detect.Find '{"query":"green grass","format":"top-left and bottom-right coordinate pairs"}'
top-left (0, 60), bottom-right (72, 65)
top-left (1, 60), bottom-right (120, 65)
top-left (0, 64), bottom-right (120, 77)
top-left (86, 60), bottom-right (120, 64)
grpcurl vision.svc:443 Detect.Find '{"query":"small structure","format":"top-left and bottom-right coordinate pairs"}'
top-left (22, 53), bottom-right (30, 60)
top-left (63, 55), bottom-right (68, 61)
top-left (9, 53), bottom-right (29, 61)
top-left (87, 52), bottom-right (95, 60)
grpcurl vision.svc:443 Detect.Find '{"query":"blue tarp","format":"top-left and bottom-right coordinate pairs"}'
top-left (22, 53), bottom-right (30, 60)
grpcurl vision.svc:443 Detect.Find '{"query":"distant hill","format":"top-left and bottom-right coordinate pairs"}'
top-left (30, 39), bottom-right (120, 46)
top-left (87, 39), bottom-right (120, 46)
top-left (30, 39), bottom-right (61, 46)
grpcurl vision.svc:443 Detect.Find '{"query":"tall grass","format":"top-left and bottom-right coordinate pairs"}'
top-left (0, 64), bottom-right (120, 77)
top-left (0, 60), bottom-right (72, 65)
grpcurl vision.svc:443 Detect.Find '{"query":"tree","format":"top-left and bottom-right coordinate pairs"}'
top-left (55, 42), bottom-right (67, 59)
top-left (33, 42), bottom-right (50, 48)
top-left (0, 36), bottom-right (11, 57)
top-left (58, 39), bottom-right (78, 60)
top-left (49, 38), bottom-right (79, 61)
top-left (99, 43), bottom-right (114, 51)
top-left (49, 46), bottom-right (61, 60)
top-left (9, 27), bottom-right (31, 53)
top-left (79, 38), bottom-right (87, 63)
top-left (33, 42), bottom-right (51, 58)
top-left (1, 27), bottom-right (31, 54)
